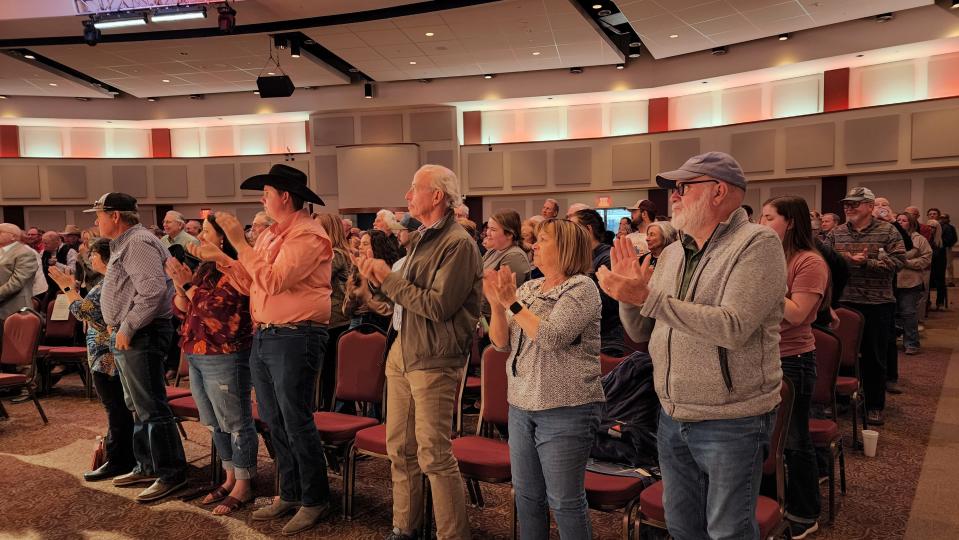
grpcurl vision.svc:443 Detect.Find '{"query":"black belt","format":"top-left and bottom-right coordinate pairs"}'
top-left (255, 321), bottom-right (327, 331)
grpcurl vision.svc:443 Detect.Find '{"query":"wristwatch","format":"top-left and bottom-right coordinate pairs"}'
top-left (63, 286), bottom-right (72, 293)
top-left (509, 301), bottom-right (524, 315)
top-left (181, 282), bottom-right (193, 293)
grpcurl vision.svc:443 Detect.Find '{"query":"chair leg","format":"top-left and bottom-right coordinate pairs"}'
top-left (176, 420), bottom-right (188, 440)
top-left (623, 498), bottom-right (639, 540)
top-left (210, 434), bottom-right (221, 486)
top-left (29, 388), bottom-right (48, 424)
top-left (464, 476), bottom-right (477, 506)
top-left (828, 442), bottom-right (836, 524)
top-left (420, 476), bottom-right (433, 540)
top-left (0, 398), bottom-right (8, 420)
top-left (838, 439), bottom-right (847, 495)
top-left (510, 488), bottom-right (517, 540)
top-left (342, 442), bottom-right (354, 520)
top-left (472, 478), bottom-right (485, 508)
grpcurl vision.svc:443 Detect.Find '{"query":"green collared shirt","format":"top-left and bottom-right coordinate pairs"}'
top-left (678, 231), bottom-right (714, 299)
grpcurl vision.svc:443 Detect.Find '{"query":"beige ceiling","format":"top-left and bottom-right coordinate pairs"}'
top-left (34, 34), bottom-right (350, 98)
top-left (0, 52), bottom-right (108, 99)
top-left (619, 0), bottom-right (934, 59)
top-left (303, 0), bottom-right (624, 81)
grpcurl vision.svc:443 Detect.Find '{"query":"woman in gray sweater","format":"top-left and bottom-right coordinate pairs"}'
top-left (486, 218), bottom-right (605, 540)
top-left (480, 210), bottom-right (531, 319)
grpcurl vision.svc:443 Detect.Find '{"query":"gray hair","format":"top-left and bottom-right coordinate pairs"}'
top-left (165, 210), bottom-right (185, 224)
top-left (118, 211), bottom-right (140, 226)
top-left (376, 209), bottom-right (400, 229)
top-left (823, 213), bottom-right (840, 222)
top-left (544, 198), bottom-right (559, 211)
top-left (454, 205), bottom-right (470, 219)
top-left (253, 211), bottom-right (275, 226)
top-left (648, 221), bottom-right (679, 246)
top-left (0, 223), bottom-right (22, 237)
top-left (417, 164), bottom-right (462, 210)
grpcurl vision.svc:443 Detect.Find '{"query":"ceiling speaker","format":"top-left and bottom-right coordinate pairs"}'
top-left (256, 75), bottom-right (295, 98)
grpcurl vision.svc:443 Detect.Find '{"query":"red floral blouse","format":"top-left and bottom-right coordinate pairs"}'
top-left (174, 263), bottom-right (253, 355)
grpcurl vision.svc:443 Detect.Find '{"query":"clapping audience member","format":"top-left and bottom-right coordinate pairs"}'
top-left (344, 230), bottom-right (400, 331)
top-left (760, 196), bottom-right (828, 538)
top-left (926, 218), bottom-right (948, 310)
top-left (638, 221), bottom-right (679, 269)
top-left (160, 211), bottom-right (199, 249)
top-left (184, 219), bottom-right (202, 238)
top-left (894, 212), bottom-right (931, 356)
top-left (193, 165), bottom-right (335, 534)
top-left (616, 217), bottom-right (632, 239)
top-left (485, 218), bottom-right (604, 540)
top-left (50, 239), bottom-right (135, 483)
top-left (314, 212), bottom-right (354, 410)
top-left (167, 214), bottom-right (256, 516)
top-left (481, 211), bottom-right (531, 320)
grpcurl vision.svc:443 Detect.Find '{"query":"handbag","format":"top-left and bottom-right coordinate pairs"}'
top-left (91, 435), bottom-right (106, 471)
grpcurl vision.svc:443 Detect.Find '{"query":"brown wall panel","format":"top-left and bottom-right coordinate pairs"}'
top-left (204, 163), bottom-right (236, 197)
top-left (510, 150), bottom-right (547, 187)
top-left (553, 148), bottom-right (592, 186)
top-left (113, 165), bottom-right (148, 198)
top-left (785, 123), bottom-right (835, 170)
top-left (923, 174), bottom-right (959, 217)
top-left (854, 178), bottom-right (912, 211)
top-left (490, 199), bottom-right (526, 216)
top-left (844, 115), bottom-right (899, 165)
top-left (153, 165), bottom-right (189, 198)
top-left (731, 130), bottom-right (776, 173)
top-left (47, 165), bottom-right (88, 199)
top-left (611, 142), bottom-right (651, 184)
top-left (425, 150), bottom-right (454, 171)
top-left (0, 165), bottom-right (40, 199)
top-left (467, 152), bottom-right (505, 190)
top-left (313, 116), bottom-right (355, 147)
top-left (239, 162), bottom-right (271, 197)
top-left (314, 155), bottom-right (338, 195)
top-left (912, 109), bottom-right (959, 160)
top-left (769, 184), bottom-right (817, 210)
top-left (659, 138), bottom-right (701, 172)
top-left (360, 114), bottom-right (404, 144)
top-left (409, 111), bottom-right (452, 142)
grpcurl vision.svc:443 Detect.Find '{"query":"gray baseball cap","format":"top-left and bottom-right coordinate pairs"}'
top-left (841, 187), bottom-right (876, 202)
top-left (656, 151), bottom-right (747, 191)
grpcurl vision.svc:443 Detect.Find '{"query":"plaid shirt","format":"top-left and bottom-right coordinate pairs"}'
top-left (101, 224), bottom-right (174, 338)
top-left (824, 218), bottom-right (905, 305)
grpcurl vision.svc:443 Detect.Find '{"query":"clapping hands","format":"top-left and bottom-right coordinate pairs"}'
top-left (483, 266), bottom-right (518, 310)
top-left (596, 237), bottom-right (654, 306)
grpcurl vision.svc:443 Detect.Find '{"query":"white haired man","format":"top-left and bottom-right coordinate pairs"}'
top-left (541, 198), bottom-right (559, 219)
top-left (374, 209), bottom-right (400, 236)
top-left (358, 164), bottom-right (481, 540)
top-left (0, 223), bottom-right (39, 320)
top-left (566, 202), bottom-right (590, 218)
top-left (161, 211), bottom-right (199, 249)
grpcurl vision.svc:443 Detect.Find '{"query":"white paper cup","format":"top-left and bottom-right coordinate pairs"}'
top-left (862, 429), bottom-right (879, 457)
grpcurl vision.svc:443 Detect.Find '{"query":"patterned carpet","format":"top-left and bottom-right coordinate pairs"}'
top-left (0, 301), bottom-right (954, 539)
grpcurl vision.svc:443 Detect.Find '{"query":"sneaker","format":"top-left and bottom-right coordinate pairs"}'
top-left (385, 528), bottom-right (419, 540)
top-left (867, 410), bottom-right (884, 425)
top-left (789, 520), bottom-right (819, 539)
top-left (905, 347), bottom-right (920, 355)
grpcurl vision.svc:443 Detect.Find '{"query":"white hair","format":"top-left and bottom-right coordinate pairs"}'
top-left (566, 203), bottom-right (590, 217)
top-left (165, 210), bottom-right (185, 224)
top-left (528, 215), bottom-right (545, 224)
top-left (253, 211), bottom-right (275, 226)
top-left (0, 223), bottom-right (22, 237)
top-left (417, 164), bottom-right (462, 210)
top-left (454, 205), bottom-right (470, 219)
top-left (377, 209), bottom-right (400, 229)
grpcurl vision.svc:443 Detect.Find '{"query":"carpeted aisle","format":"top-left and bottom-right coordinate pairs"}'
top-left (1, 294), bottom-right (955, 539)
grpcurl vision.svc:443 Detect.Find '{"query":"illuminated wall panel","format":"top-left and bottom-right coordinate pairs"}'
top-left (481, 110), bottom-right (520, 144)
top-left (669, 92), bottom-right (715, 130)
top-left (566, 105), bottom-right (603, 139)
top-left (721, 84), bottom-right (763, 125)
top-left (236, 124), bottom-right (270, 156)
top-left (771, 75), bottom-right (821, 119)
top-left (20, 127), bottom-right (64, 158)
top-left (69, 128), bottom-right (106, 158)
top-left (170, 128), bottom-right (201, 158)
top-left (927, 52), bottom-right (959, 100)
top-left (520, 108), bottom-right (564, 142)
top-left (609, 101), bottom-right (648, 136)
top-left (852, 60), bottom-right (916, 108)
top-left (274, 122), bottom-right (308, 154)
top-left (107, 129), bottom-right (151, 158)
top-left (203, 126), bottom-right (236, 157)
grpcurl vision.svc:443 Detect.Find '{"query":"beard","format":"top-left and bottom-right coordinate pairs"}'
top-left (671, 194), bottom-right (711, 232)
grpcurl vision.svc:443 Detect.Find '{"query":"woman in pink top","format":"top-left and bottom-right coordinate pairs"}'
top-left (761, 196), bottom-right (829, 539)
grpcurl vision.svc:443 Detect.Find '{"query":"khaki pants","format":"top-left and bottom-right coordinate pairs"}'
top-left (385, 337), bottom-right (470, 540)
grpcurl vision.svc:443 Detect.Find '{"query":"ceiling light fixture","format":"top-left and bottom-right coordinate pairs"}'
top-left (616, 63), bottom-right (624, 70)
top-left (76, 97), bottom-right (90, 101)
top-left (189, 94), bottom-right (204, 100)
top-left (598, 9), bottom-right (612, 16)
top-left (409, 61), bottom-right (417, 65)
top-left (253, 90), bottom-right (259, 95)
top-left (147, 97), bottom-right (157, 102)
top-left (0, 95), bottom-right (7, 99)
top-left (218, 1), bottom-right (237, 33)
top-left (778, 33), bottom-right (790, 41)
top-left (48, 83), bottom-right (58, 87)
top-left (290, 41), bottom-right (301, 58)
top-left (484, 74), bottom-right (494, 79)
top-left (711, 46), bottom-right (728, 55)
top-left (425, 32), bottom-right (434, 37)
top-left (628, 52), bottom-right (640, 58)
top-left (875, 12), bottom-right (893, 22)
top-left (364, 81), bottom-right (374, 99)
top-left (267, 72), bottom-right (275, 76)
top-left (161, 79), bottom-right (171, 83)
top-left (93, 12), bottom-right (148, 29)
top-left (592, 4), bottom-right (602, 8)
top-left (82, 19), bottom-right (100, 46)
top-left (151, 5), bottom-right (207, 23)
top-left (23, 53), bottom-right (36, 59)
top-left (532, 51), bottom-right (541, 55)
top-left (952, 0), bottom-right (959, 9)
top-left (669, 34), bottom-right (679, 39)
top-left (629, 41), bottom-right (641, 48)
top-left (570, 67), bottom-right (583, 74)
top-left (273, 35), bottom-right (288, 50)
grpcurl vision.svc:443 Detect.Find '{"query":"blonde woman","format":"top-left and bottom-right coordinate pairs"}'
top-left (313, 212), bottom-right (354, 410)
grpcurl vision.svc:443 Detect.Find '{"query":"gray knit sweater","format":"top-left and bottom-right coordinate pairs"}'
top-left (620, 207), bottom-right (786, 422)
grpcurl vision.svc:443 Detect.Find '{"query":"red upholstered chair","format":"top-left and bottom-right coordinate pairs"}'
top-left (622, 334), bottom-right (648, 355)
top-left (599, 353), bottom-right (625, 376)
top-left (810, 326), bottom-right (846, 522)
top-left (313, 324), bottom-right (387, 517)
top-left (165, 353), bottom-right (192, 401)
top-left (0, 308), bottom-right (47, 424)
top-left (636, 380), bottom-right (794, 540)
top-left (458, 331), bottom-right (483, 435)
top-left (585, 471), bottom-right (647, 540)
top-left (833, 307), bottom-right (866, 449)
top-left (37, 300), bottom-right (88, 395)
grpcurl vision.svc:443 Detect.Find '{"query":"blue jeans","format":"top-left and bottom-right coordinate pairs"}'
top-left (250, 325), bottom-right (330, 506)
top-left (187, 350), bottom-right (258, 480)
top-left (508, 402), bottom-right (601, 540)
top-left (112, 318), bottom-right (187, 484)
top-left (658, 408), bottom-right (774, 540)
top-left (780, 352), bottom-right (821, 524)
top-left (896, 286), bottom-right (922, 350)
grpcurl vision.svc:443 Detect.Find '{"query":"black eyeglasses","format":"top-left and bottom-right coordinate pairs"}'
top-left (841, 201), bottom-right (862, 209)
top-left (674, 179), bottom-right (718, 196)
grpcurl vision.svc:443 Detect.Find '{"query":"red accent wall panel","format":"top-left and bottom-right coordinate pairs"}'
top-left (824, 68), bottom-right (850, 112)
top-left (151, 128), bottom-right (172, 158)
top-left (463, 111), bottom-right (481, 145)
top-left (648, 97), bottom-right (669, 133)
top-left (0, 125), bottom-right (19, 158)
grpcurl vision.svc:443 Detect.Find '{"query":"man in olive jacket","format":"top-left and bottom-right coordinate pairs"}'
top-left (359, 164), bottom-right (481, 540)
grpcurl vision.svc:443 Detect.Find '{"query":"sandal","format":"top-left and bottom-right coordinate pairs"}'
top-left (202, 486), bottom-right (231, 505)
top-left (213, 495), bottom-right (253, 516)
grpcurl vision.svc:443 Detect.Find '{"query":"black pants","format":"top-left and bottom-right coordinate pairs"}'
top-left (92, 370), bottom-right (135, 469)
top-left (844, 302), bottom-right (896, 411)
top-left (780, 352), bottom-right (821, 523)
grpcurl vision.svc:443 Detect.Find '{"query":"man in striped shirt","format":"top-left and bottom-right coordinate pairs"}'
top-left (87, 192), bottom-right (187, 501)
top-left (824, 187), bottom-right (905, 425)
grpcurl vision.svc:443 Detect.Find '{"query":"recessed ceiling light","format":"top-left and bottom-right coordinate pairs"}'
top-left (267, 72), bottom-right (275, 76)
top-left (253, 90), bottom-right (259, 94)
top-left (425, 32), bottom-right (434, 37)
top-left (48, 83), bottom-right (57, 86)
top-left (616, 63), bottom-right (625, 70)
top-left (409, 61), bottom-right (417, 65)
top-left (532, 51), bottom-right (541, 55)
top-left (778, 33), bottom-right (790, 41)
top-left (484, 74), bottom-right (494, 79)
top-left (23, 54), bottom-right (36, 59)
top-left (592, 3), bottom-right (602, 8)
top-left (669, 34), bottom-right (679, 39)
top-left (147, 97), bottom-right (157, 102)
top-left (628, 52), bottom-right (640, 58)
top-left (0, 95), bottom-right (6, 99)
top-left (702, 81), bottom-right (708, 84)
top-left (856, 54), bottom-right (864, 57)
top-left (162, 79), bottom-right (171, 83)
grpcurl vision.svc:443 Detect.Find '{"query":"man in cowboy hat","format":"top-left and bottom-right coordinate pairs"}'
top-left (60, 224), bottom-right (83, 251)
top-left (189, 164), bottom-right (335, 535)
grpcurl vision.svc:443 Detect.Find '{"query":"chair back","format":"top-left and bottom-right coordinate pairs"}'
top-left (2, 308), bottom-right (43, 368)
top-left (763, 379), bottom-right (794, 509)
top-left (334, 324), bottom-right (387, 406)
top-left (44, 298), bottom-right (78, 344)
top-left (479, 345), bottom-right (510, 429)
top-left (623, 333), bottom-right (649, 354)
top-left (812, 327), bottom-right (843, 410)
top-left (833, 307), bottom-right (863, 371)
top-left (599, 353), bottom-right (624, 376)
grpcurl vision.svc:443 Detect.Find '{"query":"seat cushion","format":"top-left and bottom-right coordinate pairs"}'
top-left (36, 345), bottom-right (54, 356)
top-left (584, 471), bottom-right (645, 509)
top-left (638, 480), bottom-right (665, 522)
top-left (354, 424), bottom-right (387, 456)
top-left (313, 412), bottom-right (379, 443)
top-left (464, 376), bottom-right (481, 391)
top-left (47, 346), bottom-right (87, 359)
top-left (835, 376), bottom-right (858, 395)
top-left (165, 385), bottom-right (192, 400)
top-left (809, 418), bottom-right (840, 446)
top-left (756, 495), bottom-right (783, 537)
top-left (169, 396), bottom-right (199, 419)
top-left (0, 373), bottom-right (28, 386)
top-left (451, 436), bottom-right (510, 481)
